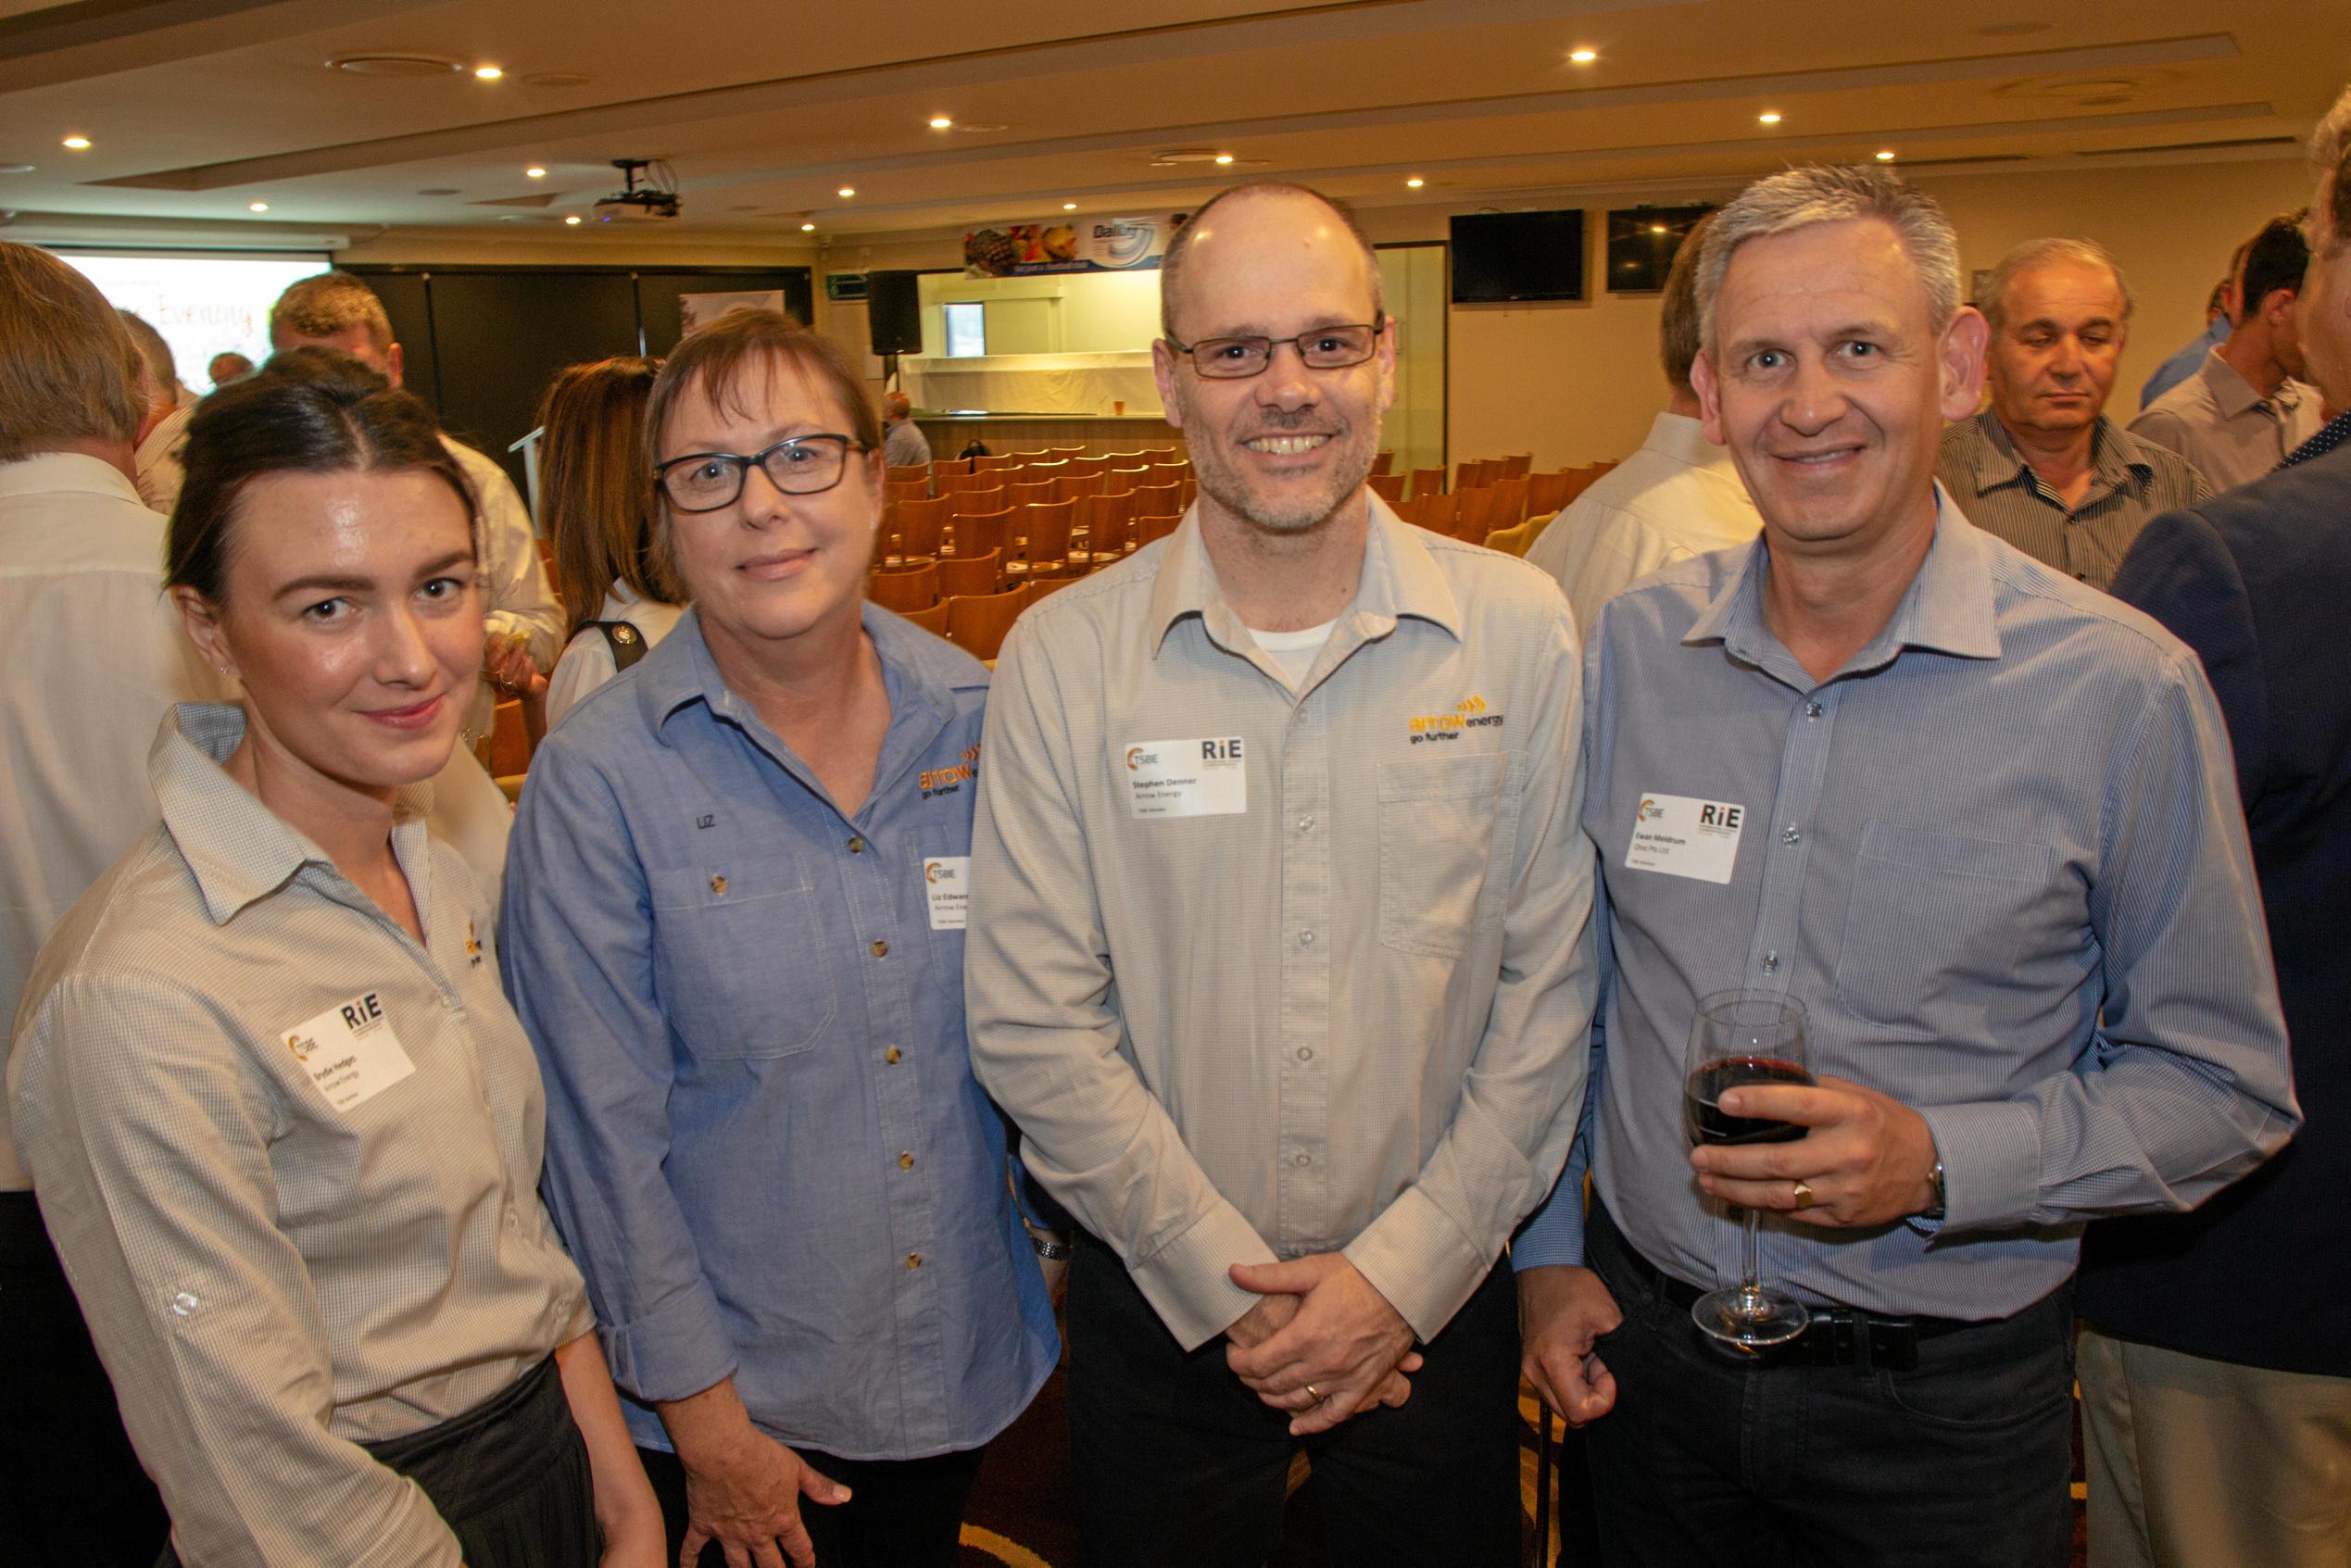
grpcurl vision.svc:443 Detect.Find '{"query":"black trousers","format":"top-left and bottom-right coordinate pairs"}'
top-left (1065, 1233), bottom-right (1521, 1568)
top-left (0, 1190), bottom-right (170, 1567)
top-left (640, 1439), bottom-right (984, 1568)
top-left (1581, 1200), bottom-right (2074, 1568)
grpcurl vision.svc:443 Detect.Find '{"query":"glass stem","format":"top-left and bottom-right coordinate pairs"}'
top-left (1740, 1204), bottom-right (1763, 1305)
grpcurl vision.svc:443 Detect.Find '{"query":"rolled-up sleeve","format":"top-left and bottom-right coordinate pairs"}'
top-left (965, 621), bottom-right (1278, 1350)
top-left (500, 746), bottom-right (736, 1403)
top-left (12, 976), bottom-right (461, 1568)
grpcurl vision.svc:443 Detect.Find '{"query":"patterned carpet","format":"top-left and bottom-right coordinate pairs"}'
top-left (952, 1368), bottom-right (2092, 1567)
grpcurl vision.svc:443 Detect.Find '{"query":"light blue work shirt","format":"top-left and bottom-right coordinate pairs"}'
top-left (500, 607), bottom-right (1056, 1460)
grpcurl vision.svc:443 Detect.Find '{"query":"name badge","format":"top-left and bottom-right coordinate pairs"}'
top-left (923, 856), bottom-right (970, 931)
top-left (1123, 736), bottom-right (1248, 819)
top-left (281, 990), bottom-right (416, 1113)
top-left (1625, 792), bottom-right (1745, 884)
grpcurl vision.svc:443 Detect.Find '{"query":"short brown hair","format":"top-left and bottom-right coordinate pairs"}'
top-left (1658, 213), bottom-right (1715, 392)
top-left (270, 272), bottom-right (395, 350)
top-left (643, 309), bottom-right (880, 584)
top-left (1159, 181), bottom-right (1384, 340)
top-left (0, 242), bottom-right (146, 462)
top-left (537, 356), bottom-right (677, 638)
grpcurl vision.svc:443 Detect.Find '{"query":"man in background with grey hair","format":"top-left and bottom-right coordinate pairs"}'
top-left (1937, 239), bottom-right (2207, 592)
top-left (1513, 163), bottom-right (2294, 1567)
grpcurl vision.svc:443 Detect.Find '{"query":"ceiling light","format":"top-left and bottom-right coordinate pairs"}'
top-left (248, 201), bottom-right (270, 212)
top-left (1062, 201), bottom-right (1077, 210)
top-left (473, 64), bottom-right (504, 80)
top-left (801, 221), bottom-right (816, 232)
top-left (62, 134), bottom-right (92, 150)
top-left (1757, 111), bottom-right (1781, 125)
top-left (1649, 223), bottom-right (1666, 234)
top-left (1569, 47), bottom-right (1599, 64)
top-left (564, 214), bottom-right (582, 225)
top-left (928, 116), bottom-right (953, 130)
top-left (1876, 149), bottom-right (1897, 161)
top-left (525, 166), bottom-right (547, 178)
top-left (1406, 177), bottom-right (1425, 189)
top-left (837, 185), bottom-right (856, 197)
top-left (1213, 153), bottom-right (1235, 165)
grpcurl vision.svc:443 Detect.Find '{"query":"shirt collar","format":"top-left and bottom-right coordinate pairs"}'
top-left (1961, 409), bottom-right (2148, 499)
top-left (2195, 345), bottom-right (2289, 420)
top-left (1683, 484), bottom-right (2002, 683)
top-left (153, 702), bottom-right (434, 926)
top-left (1145, 490), bottom-right (1463, 657)
top-left (1640, 411), bottom-right (1741, 477)
top-left (635, 603), bottom-right (968, 745)
top-left (0, 451), bottom-right (145, 507)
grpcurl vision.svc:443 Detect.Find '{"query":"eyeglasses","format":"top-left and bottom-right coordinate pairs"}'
top-left (653, 433), bottom-right (864, 512)
top-left (1163, 319), bottom-right (1387, 380)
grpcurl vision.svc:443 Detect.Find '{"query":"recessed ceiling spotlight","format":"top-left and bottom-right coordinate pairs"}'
top-left (1213, 153), bottom-right (1235, 165)
top-left (1876, 149), bottom-right (1897, 161)
top-left (1405, 177), bottom-right (1425, 189)
top-left (249, 201), bottom-right (270, 212)
top-left (329, 52), bottom-right (462, 77)
top-left (800, 221), bottom-right (816, 232)
top-left (837, 185), bottom-right (856, 198)
top-left (1569, 46), bottom-right (1599, 64)
top-left (1062, 201), bottom-right (1077, 210)
top-left (473, 64), bottom-right (504, 80)
top-left (0, 162), bottom-right (34, 174)
top-left (1757, 111), bottom-right (1782, 125)
top-left (928, 116), bottom-right (953, 130)
top-left (1649, 222), bottom-right (1666, 234)
top-left (564, 214), bottom-right (582, 225)
top-left (525, 166), bottom-right (547, 178)
top-left (62, 134), bottom-right (92, 150)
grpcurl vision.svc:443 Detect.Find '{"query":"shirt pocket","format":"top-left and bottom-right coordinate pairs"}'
top-left (1377, 750), bottom-right (1524, 959)
top-left (1831, 823), bottom-right (2062, 1039)
top-left (648, 855), bottom-right (838, 1060)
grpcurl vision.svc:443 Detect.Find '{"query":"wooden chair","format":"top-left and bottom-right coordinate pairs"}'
top-left (899, 599), bottom-right (950, 635)
top-left (1028, 575), bottom-right (1074, 604)
top-left (885, 478), bottom-right (929, 506)
top-left (1454, 486), bottom-right (1503, 541)
top-left (1125, 482), bottom-right (1181, 518)
top-left (1528, 470), bottom-right (1577, 516)
top-left (867, 562), bottom-right (937, 613)
top-left (886, 463), bottom-right (931, 491)
top-left (1490, 475), bottom-right (1531, 527)
top-left (1101, 450), bottom-right (1150, 465)
top-left (1557, 462), bottom-right (1612, 508)
top-left (1367, 472), bottom-right (1407, 504)
top-left (949, 486), bottom-right (1006, 521)
top-left (972, 452), bottom-right (1019, 473)
top-left (951, 506), bottom-right (1012, 564)
top-left (1416, 491), bottom-right (1461, 532)
top-left (1021, 499), bottom-right (1078, 574)
top-left (1077, 491), bottom-right (1133, 563)
top-left (488, 697), bottom-right (532, 780)
top-left (945, 584), bottom-right (1032, 662)
top-left (1054, 471), bottom-right (1106, 504)
top-left (1100, 466), bottom-right (1152, 496)
top-left (1064, 456), bottom-right (1110, 478)
top-left (1498, 453), bottom-right (1533, 481)
top-left (937, 549), bottom-right (1002, 599)
top-left (1389, 492), bottom-right (1426, 527)
top-left (894, 496), bottom-right (950, 561)
top-left (1409, 465), bottom-right (1448, 500)
top-left (1135, 512), bottom-right (1181, 547)
top-left (1371, 450), bottom-right (1396, 475)
top-left (1145, 461), bottom-right (1190, 483)
top-left (1046, 444), bottom-right (1087, 456)
top-left (1007, 479), bottom-right (1058, 507)
top-left (1482, 521), bottom-right (1537, 557)
top-left (1135, 446), bottom-right (1180, 460)
top-left (1004, 448), bottom-right (1053, 461)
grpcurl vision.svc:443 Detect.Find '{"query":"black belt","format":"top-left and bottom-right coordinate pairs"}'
top-left (1595, 1202), bottom-right (1975, 1374)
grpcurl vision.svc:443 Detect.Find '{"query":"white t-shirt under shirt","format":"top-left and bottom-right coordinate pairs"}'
top-left (1246, 618), bottom-right (1339, 688)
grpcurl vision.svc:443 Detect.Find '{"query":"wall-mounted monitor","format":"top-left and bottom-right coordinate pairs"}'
top-left (1605, 205), bottom-right (1714, 294)
top-left (1449, 209), bottom-right (1585, 304)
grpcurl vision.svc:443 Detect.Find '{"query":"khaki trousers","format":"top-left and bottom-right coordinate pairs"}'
top-left (2080, 1323), bottom-right (2351, 1568)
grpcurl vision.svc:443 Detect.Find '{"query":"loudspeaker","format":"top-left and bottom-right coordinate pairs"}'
top-left (866, 270), bottom-right (923, 356)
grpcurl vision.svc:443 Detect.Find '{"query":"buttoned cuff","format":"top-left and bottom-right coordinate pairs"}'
top-left (1127, 1202), bottom-right (1279, 1352)
top-left (1915, 1100), bottom-right (2043, 1235)
top-left (1343, 1185), bottom-right (1490, 1343)
top-left (601, 1281), bottom-right (740, 1406)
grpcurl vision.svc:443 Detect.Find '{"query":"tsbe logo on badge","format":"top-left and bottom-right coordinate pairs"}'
top-left (1123, 736), bottom-right (1248, 819)
top-left (281, 989), bottom-right (417, 1113)
top-left (923, 856), bottom-right (971, 930)
top-left (1624, 791), bottom-right (1746, 884)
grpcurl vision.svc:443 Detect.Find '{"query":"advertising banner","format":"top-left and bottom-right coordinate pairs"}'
top-left (963, 216), bottom-right (1170, 277)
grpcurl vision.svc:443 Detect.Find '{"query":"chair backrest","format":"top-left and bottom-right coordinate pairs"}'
top-left (1101, 450), bottom-right (1150, 464)
top-left (1482, 521), bottom-right (1536, 557)
top-left (895, 495), bottom-right (950, 558)
top-left (945, 583), bottom-right (1032, 661)
top-left (1557, 462), bottom-right (1611, 508)
top-left (1454, 486), bottom-right (1503, 538)
top-left (488, 697), bottom-right (531, 779)
top-left (1371, 450), bottom-right (1396, 475)
top-left (1367, 472), bottom-right (1407, 504)
top-left (886, 463), bottom-right (931, 489)
top-left (1409, 466), bottom-right (1447, 500)
top-left (1078, 491), bottom-right (1134, 553)
top-left (885, 477), bottom-right (929, 505)
top-left (1005, 447), bottom-right (1053, 461)
top-left (1100, 466), bottom-right (1152, 495)
top-left (1417, 491), bottom-right (1460, 530)
top-left (1134, 446), bottom-right (1180, 461)
top-left (1527, 470), bottom-right (1576, 516)
top-left (1125, 482), bottom-right (1181, 517)
top-left (1498, 452), bottom-right (1533, 481)
top-left (1064, 456), bottom-right (1110, 478)
top-left (1027, 574), bottom-right (1074, 604)
top-left (1022, 498), bottom-right (1076, 563)
top-left (867, 562), bottom-right (937, 613)
top-left (936, 549), bottom-right (1001, 599)
top-left (972, 452), bottom-right (1019, 472)
top-left (899, 599), bottom-right (950, 635)
top-left (1135, 512), bottom-right (1181, 547)
top-left (1489, 475), bottom-right (1530, 526)
top-left (1053, 471), bottom-right (1106, 504)
top-left (1007, 479), bottom-right (1058, 507)
top-left (949, 486), bottom-right (1006, 521)
top-left (953, 507), bottom-right (1012, 562)
top-left (1046, 444), bottom-right (1087, 456)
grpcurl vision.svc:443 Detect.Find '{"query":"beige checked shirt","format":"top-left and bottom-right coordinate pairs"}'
top-left (2127, 347), bottom-right (2325, 494)
top-left (9, 704), bottom-right (591, 1568)
top-left (966, 498), bottom-right (1598, 1350)
top-left (1936, 410), bottom-right (2210, 592)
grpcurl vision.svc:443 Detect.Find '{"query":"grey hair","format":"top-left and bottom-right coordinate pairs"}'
top-left (1697, 164), bottom-right (1963, 349)
top-left (1979, 238), bottom-right (2133, 335)
top-left (2311, 85), bottom-right (2351, 177)
top-left (2312, 85), bottom-right (2351, 258)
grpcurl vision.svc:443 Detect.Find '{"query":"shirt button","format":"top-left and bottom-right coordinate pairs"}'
top-left (1298, 930), bottom-right (1314, 947)
top-left (871, 939), bottom-right (889, 958)
top-left (899, 1151), bottom-right (915, 1170)
top-left (884, 1047), bottom-right (902, 1064)
top-left (1293, 1152), bottom-right (1312, 1167)
top-left (1296, 1046), bottom-right (1314, 1061)
top-left (1804, 700), bottom-right (1823, 720)
top-left (1297, 814), bottom-right (1315, 833)
top-left (170, 1290), bottom-right (200, 1318)
top-left (906, 1252), bottom-right (924, 1270)
top-left (848, 836), bottom-right (866, 853)
top-left (1762, 952), bottom-right (1780, 973)
top-left (710, 874), bottom-right (728, 897)
top-left (1780, 824), bottom-right (1801, 846)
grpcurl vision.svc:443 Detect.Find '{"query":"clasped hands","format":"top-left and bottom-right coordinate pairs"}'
top-left (1224, 1253), bottom-right (1419, 1436)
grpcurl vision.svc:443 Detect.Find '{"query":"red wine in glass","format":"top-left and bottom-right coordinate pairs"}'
top-left (1682, 990), bottom-right (1815, 1348)
top-left (1685, 1056), bottom-right (1817, 1147)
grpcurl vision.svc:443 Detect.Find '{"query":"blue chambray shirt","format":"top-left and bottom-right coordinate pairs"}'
top-left (1516, 496), bottom-right (2297, 1321)
top-left (499, 606), bottom-right (1056, 1460)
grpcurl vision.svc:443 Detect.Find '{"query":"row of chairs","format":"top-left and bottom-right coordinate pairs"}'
top-left (1395, 461), bottom-right (1620, 547)
top-left (886, 446), bottom-right (1188, 501)
top-left (872, 578), bottom-right (1067, 662)
top-left (1401, 452), bottom-right (1532, 501)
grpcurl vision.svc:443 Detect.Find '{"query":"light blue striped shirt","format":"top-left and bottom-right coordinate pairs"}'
top-left (499, 607), bottom-right (1056, 1460)
top-left (1516, 497), bottom-right (2297, 1320)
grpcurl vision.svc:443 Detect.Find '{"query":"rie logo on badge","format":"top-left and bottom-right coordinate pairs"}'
top-left (1625, 790), bottom-right (1746, 885)
top-left (1124, 736), bottom-right (1248, 819)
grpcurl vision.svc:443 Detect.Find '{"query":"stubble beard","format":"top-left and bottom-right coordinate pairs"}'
top-left (1180, 387), bottom-right (1380, 539)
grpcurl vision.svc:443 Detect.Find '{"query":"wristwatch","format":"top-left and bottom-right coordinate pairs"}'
top-left (1027, 1229), bottom-right (1073, 1261)
top-left (1921, 1160), bottom-right (1947, 1222)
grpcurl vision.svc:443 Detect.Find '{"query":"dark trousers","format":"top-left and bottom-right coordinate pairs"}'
top-left (639, 1440), bottom-right (984, 1568)
top-left (0, 1190), bottom-right (170, 1567)
top-left (1065, 1233), bottom-right (1521, 1568)
top-left (1582, 1201), bottom-right (2074, 1568)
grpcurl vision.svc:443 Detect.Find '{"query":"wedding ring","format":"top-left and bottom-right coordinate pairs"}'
top-left (1792, 1180), bottom-right (1816, 1210)
top-left (1303, 1384), bottom-right (1323, 1402)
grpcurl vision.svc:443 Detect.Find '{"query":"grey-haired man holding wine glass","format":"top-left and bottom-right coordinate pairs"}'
top-left (1513, 163), bottom-right (2298, 1568)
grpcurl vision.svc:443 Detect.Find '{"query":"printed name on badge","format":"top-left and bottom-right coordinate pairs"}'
top-left (282, 990), bottom-right (416, 1112)
top-left (1624, 791), bottom-right (1746, 884)
top-left (924, 856), bottom-right (971, 930)
top-left (1122, 736), bottom-right (1249, 819)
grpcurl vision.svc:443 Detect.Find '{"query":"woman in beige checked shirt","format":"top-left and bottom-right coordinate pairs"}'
top-left (7, 365), bottom-right (662, 1567)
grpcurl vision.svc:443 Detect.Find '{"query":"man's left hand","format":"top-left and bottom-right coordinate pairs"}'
top-left (1688, 1073), bottom-right (1940, 1228)
top-left (1226, 1253), bottom-right (1419, 1436)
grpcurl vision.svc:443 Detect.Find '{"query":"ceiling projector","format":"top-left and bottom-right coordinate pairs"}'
top-left (594, 157), bottom-right (680, 223)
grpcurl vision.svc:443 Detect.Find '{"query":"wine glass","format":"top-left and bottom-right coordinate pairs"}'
top-left (1682, 988), bottom-right (1817, 1347)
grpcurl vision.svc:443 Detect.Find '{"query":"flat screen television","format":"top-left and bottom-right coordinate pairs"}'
top-left (1449, 209), bottom-right (1585, 303)
top-left (1605, 205), bottom-right (1714, 293)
